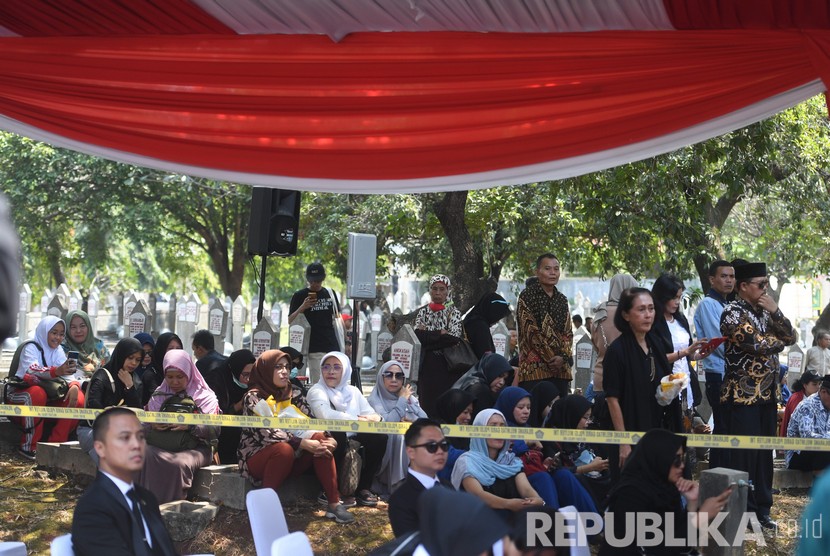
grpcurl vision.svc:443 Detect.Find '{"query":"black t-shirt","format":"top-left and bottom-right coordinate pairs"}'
top-left (289, 287), bottom-right (341, 353)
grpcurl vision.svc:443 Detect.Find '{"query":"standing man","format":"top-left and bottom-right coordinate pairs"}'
top-left (288, 263), bottom-right (342, 383)
top-left (720, 262), bottom-right (795, 529)
top-left (387, 418), bottom-right (452, 537)
top-left (516, 253), bottom-right (573, 394)
top-left (693, 259), bottom-right (735, 469)
top-left (192, 329), bottom-right (228, 412)
top-left (72, 407), bottom-right (178, 556)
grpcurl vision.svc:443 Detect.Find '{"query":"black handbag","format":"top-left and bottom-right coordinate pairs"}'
top-left (145, 393), bottom-right (201, 452)
top-left (6, 375), bottom-right (69, 402)
top-left (441, 340), bottom-right (479, 373)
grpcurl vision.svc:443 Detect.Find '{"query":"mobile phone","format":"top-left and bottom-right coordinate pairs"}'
top-left (67, 351), bottom-right (79, 364)
top-left (308, 291), bottom-right (317, 301)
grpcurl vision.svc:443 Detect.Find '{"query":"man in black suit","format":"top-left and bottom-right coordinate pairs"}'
top-left (72, 407), bottom-right (178, 556)
top-left (388, 418), bottom-right (453, 537)
top-left (192, 329), bottom-right (228, 411)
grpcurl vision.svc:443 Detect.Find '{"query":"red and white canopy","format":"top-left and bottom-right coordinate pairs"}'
top-left (1, 0), bottom-right (830, 193)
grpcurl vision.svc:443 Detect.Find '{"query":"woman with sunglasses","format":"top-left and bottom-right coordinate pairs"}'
top-left (239, 349), bottom-right (354, 523)
top-left (368, 360), bottom-right (428, 495)
top-left (451, 408), bottom-right (544, 519)
top-left (307, 351), bottom-right (387, 507)
top-left (600, 429), bottom-right (732, 555)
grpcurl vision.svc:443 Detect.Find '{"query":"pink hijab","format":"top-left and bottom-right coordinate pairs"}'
top-left (146, 349), bottom-right (219, 415)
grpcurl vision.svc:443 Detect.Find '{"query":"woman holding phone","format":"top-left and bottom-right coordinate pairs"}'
top-left (62, 310), bottom-right (110, 378)
top-left (5, 316), bottom-right (85, 460)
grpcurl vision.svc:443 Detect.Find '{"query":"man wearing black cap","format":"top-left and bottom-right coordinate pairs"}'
top-left (288, 263), bottom-right (342, 383)
top-left (785, 375), bottom-right (830, 473)
top-left (720, 261), bottom-right (796, 529)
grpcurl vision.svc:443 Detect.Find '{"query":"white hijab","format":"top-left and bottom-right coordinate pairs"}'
top-left (316, 351), bottom-right (360, 415)
top-left (34, 315), bottom-right (68, 367)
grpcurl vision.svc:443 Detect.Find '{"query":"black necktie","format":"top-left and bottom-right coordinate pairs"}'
top-left (126, 488), bottom-right (152, 549)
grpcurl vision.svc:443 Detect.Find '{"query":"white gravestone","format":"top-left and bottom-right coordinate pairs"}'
top-left (391, 324), bottom-right (421, 382)
top-left (490, 321), bottom-right (510, 359)
top-left (69, 288), bottom-right (83, 312)
top-left (207, 297), bottom-right (228, 349)
top-left (47, 292), bottom-right (68, 320)
top-left (370, 307), bottom-right (384, 367)
top-left (289, 313), bottom-right (311, 360)
top-left (40, 289), bottom-right (51, 315)
top-left (231, 296), bottom-right (247, 350)
top-left (124, 292), bottom-right (138, 327)
top-left (251, 317), bottom-right (279, 358)
top-left (86, 290), bottom-right (99, 337)
top-left (574, 334), bottom-right (595, 394)
top-left (129, 299), bottom-right (152, 335)
top-left (787, 344), bottom-right (805, 380)
top-left (377, 331), bottom-right (393, 364)
top-left (18, 284), bottom-right (31, 343)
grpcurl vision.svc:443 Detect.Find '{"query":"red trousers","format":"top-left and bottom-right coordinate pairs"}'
top-left (246, 432), bottom-right (339, 504)
top-left (6, 383), bottom-right (84, 451)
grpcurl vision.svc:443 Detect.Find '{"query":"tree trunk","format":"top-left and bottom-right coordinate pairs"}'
top-left (433, 191), bottom-right (491, 313)
top-left (46, 242), bottom-right (66, 287)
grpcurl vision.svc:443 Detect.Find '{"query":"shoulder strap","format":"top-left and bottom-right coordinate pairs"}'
top-left (8, 340), bottom-right (44, 378)
top-left (326, 287), bottom-right (341, 318)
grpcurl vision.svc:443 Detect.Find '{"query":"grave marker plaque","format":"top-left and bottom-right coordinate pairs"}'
top-left (231, 296), bottom-right (247, 350)
top-left (47, 292), bottom-right (68, 320)
top-left (391, 324), bottom-right (421, 381)
top-left (288, 313), bottom-right (311, 357)
top-left (128, 299), bottom-right (152, 335)
top-left (573, 334), bottom-right (595, 394)
top-left (377, 331), bottom-right (393, 364)
top-left (124, 292), bottom-right (138, 326)
top-left (251, 317), bottom-right (279, 358)
top-left (490, 321), bottom-right (510, 359)
top-left (208, 297), bottom-right (229, 349)
top-left (787, 343), bottom-right (805, 377)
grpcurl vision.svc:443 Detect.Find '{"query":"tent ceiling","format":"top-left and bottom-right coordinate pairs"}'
top-left (0, 0), bottom-right (829, 192)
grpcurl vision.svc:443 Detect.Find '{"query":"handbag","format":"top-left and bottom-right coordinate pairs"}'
top-left (6, 375), bottom-right (69, 402)
top-left (338, 439), bottom-right (363, 497)
top-left (441, 339), bottom-right (479, 374)
top-left (520, 449), bottom-right (549, 476)
top-left (145, 393), bottom-right (201, 452)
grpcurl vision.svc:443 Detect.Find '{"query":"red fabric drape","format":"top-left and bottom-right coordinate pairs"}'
top-left (0, 31), bottom-right (829, 187)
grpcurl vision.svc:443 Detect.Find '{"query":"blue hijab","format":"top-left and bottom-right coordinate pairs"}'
top-left (450, 408), bottom-right (524, 490)
top-left (493, 386), bottom-right (532, 455)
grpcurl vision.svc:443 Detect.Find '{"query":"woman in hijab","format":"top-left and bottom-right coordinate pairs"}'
top-left (133, 332), bottom-right (155, 381)
top-left (599, 429), bottom-right (732, 555)
top-left (545, 394), bottom-right (610, 508)
top-left (463, 292), bottom-right (512, 359)
top-left (62, 310), bottom-right (110, 378)
top-left (434, 388), bottom-right (475, 481)
top-left (494, 386), bottom-right (596, 513)
top-left (140, 349), bottom-right (219, 504)
top-left (141, 332), bottom-right (182, 406)
top-left (307, 351), bottom-right (387, 507)
top-left (451, 408), bottom-right (544, 518)
top-left (216, 348), bottom-right (256, 464)
top-left (368, 360), bottom-right (428, 494)
top-left (452, 352), bottom-right (513, 417)
top-left (591, 274), bottom-right (638, 393)
top-left (78, 338), bottom-right (144, 463)
top-left (529, 381), bottom-right (559, 428)
top-left (238, 350), bottom-right (353, 523)
top-left (6, 315), bottom-right (85, 459)
top-left (414, 274), bottom-right (465, 417)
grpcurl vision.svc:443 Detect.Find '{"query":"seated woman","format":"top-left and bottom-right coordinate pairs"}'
top-left (545, 394), bottom-right (610, 508)
top-left (451, 408), bottom-right (544, 519)
top-left (6, 316), bottom-right (85, 460)
top-left (368, 360), bottom-right (427, 495)
top-left (463, 292), bottom-right (512, 359)
top-left (452, 353), bottom-right (513, 418)
top-left (495, 386), bottom-right (596, 514)
top-left (133, 332), bottom-right (155, 381)
top-left (62, 310), bottom-right (110, 379)
top-left (78, 338), bottom-right (144, 464)
top-left (141, 332), bottom-right (183, 406)
top-left (600, 429), bottom-right (732, 555)
top-left (307, 351), bottom-right (387, 507)
top-left (434, 388), bottom-right (475, 481)
top-left (238, 349), bottom-right (353, 524)
top-left (140, 349), bottom-right (219, 504)
top-left (217, 349), bottom-right (255, 464)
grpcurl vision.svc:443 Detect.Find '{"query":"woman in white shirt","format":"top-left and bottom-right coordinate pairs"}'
top-left (804, 331), bottom-right (830, 375)
top-left (307, 351), bottom-right (387, 507)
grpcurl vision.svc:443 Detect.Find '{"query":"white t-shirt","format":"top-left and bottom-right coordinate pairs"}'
top-left (667, 318), bottom-right (693, 404)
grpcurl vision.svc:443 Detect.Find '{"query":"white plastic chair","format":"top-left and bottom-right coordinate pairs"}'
top-left (558, 505), bottom-right (591, 556)
top-left (49, 534), bottom-right (74, 556)
top-left (271, 531), bottom-right (313, 556)
top-left (0, 542), bottom-right (27, 556)
top-left (246, 488), bottom-right (290, 556)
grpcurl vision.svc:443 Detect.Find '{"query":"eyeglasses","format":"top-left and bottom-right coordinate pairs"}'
top-left (382, 372), bottom-right (406, 380)
top-left (274, 364), bottom-right (289, 371)
top-left (672, 453), bottom-right (686, 468)
top-left (409, 440), bottom-right (449, 454)
top-left (321, 364), bottom-right (343, 373)
top-left (750, 280), bottom-right (769, 289)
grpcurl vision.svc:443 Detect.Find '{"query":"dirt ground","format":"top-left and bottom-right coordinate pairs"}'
top-left (0, 444), bottom-right (812, 555)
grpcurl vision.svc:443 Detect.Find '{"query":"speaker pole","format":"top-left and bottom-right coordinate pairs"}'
top-left (351, 299), bottom-right (361, 391)
top-left (256, 255), bottom-right (267, 323)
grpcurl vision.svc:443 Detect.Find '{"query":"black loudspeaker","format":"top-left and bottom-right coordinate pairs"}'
top-left (247, 188), bottom-right (302, 256)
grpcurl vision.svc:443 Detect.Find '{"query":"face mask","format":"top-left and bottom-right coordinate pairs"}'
top-left (232, 376), bottom-right (248, 389)
top-left (290, 367), bottom-right (299, 379)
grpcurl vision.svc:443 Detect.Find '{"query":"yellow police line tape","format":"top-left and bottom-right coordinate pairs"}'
top-left (1, 404), bottom-right (829, 451)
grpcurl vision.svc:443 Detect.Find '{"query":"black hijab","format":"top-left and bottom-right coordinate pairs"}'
top-left (225, 348), bottom-right (255, 407)
top-left (609, 428), bottom-right (686, 512)
top-left (151, 332), bottom-right (182, 375)
top-left (549, 394), bottom-right (592, 430)
top-left (463, 292), bottom-right (511, 326)
top-left (418, 487), bottom-right (509, 556)
top-left (452, 353), bottom-right (513, 391)
top-left (529, 381), bottom-right (560, 428)
top-left (434, 388), bottom-right (475, 450)
top-left (103, 338), bottom-right (143, 381)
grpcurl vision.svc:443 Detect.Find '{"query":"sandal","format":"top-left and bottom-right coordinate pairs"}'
top-left (356, 489), bottom-right (378, 507)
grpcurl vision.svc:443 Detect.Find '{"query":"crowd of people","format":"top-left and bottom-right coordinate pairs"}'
top-left (5, 255), bottom-right (830, 555)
